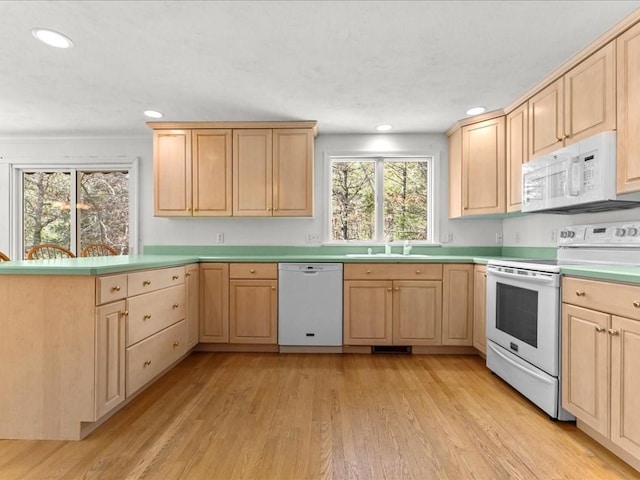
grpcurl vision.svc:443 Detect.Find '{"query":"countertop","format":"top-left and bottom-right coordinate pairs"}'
top-left (0, 253), bottom-right (494, 276)
top-left (1, 253), bottom-right (639, 285)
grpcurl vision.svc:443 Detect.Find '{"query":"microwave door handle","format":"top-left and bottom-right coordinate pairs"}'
top-left (567, 156), bottom-right (582, 196)
top-left (487, 269), bottom-right (557, 285)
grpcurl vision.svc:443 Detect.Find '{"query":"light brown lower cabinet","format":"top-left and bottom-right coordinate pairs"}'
top-left (343, 263), bottom-right (475, 347)
top-left (185, 263), bottom-right (200, 349)
top-left (0, 265), bottom-right (190, 440)
top-left (95, 300), bottom-right (126, 419)
top-left (442, 264), bottom-right (474, 346)
top-left (562, 276), bottom-right (640, 469)
top-left (473, 265), bottom-right (487, 354)
top-left (200, 263), bottom-right (278, 345)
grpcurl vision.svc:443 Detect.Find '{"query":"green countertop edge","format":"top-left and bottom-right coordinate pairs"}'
top-left (560, 265), bottom-right (640, 285)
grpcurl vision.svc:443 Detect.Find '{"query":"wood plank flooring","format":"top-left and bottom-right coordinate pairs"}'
top-left (1, 352), bottom-right (639, 479)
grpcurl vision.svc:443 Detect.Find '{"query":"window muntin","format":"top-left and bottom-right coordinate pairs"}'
top-left (330, 156), bottom-right (434, 243)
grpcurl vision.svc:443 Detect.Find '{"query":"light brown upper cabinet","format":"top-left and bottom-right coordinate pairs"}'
top-left (150, 121), bottom-right (316, 218)
top-left (506, 103), bottom-right (528, 212)
top-left (461, 116), bottom-right (506, 216)
top-left (233, 128), bottom-right (313, 217)
top-left (153, 130), bottom-right (192, 216)
top-left (616, 22), bottom-right (640, 194)
top-left (448, 128), bottom-right (463, 218)
top-left (529, 41), bottom-right (616, 159)
top-left (153, 129), bottom-right (232, 216)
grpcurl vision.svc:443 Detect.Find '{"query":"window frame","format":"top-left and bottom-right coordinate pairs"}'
top-left (8, 157), bottom-right (138, 260)
top-left (326, 153), bottom-right (437, 244)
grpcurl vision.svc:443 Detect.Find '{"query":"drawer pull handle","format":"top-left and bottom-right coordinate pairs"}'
top-left (120, 310), bottom-right (129, 318)
top-left (271, 286), bottom-right (276, 291)
top-left (143, 314), bottom-right (152, 320)
top-left (608, 329), bottom-right (620, 336)
top-left (633, 301), bottom-right (640, 308)
top-left (185, 272), bottom-right (192, 277)
top-left (143, 280), bottom-right (152, 286)
top-left (111, 285), bottom-right (121, 292)
top-left (575, 290), bottom-right (585, 296)
top-left (595, 326), bottom-right (605, 333)
top-left (415, 270), bottom-right (421, 274)
top-left (172, 275), bottom-right (179, 280)
top-left (387, 288), bottom-right (392, 292)
top-left (173, 341), bottom-right (180, 348)
top-left (173, 303), bottom-right (179, 309)
top-left (250, 269), bottom-right (256, 273)
top-left (143, 360), bottom-right (152, 367)
top-left (366, 269), bottom-right (371, 274)
top-left (394, 287), bottom-right (399, 291)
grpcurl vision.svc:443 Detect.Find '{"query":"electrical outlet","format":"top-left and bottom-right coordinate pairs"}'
top-left (216, 232), bottom-right (224, 244)
top-left (306, 233), bottom-right (321, 244)
top-left (495, 232), bottom-right (503, 244)
top-left (448, 232), bottom-right (454, 243)
top-left (551, 230), bottom-right (557, 242)
top-left (515, 232), bottom-right (521, 244)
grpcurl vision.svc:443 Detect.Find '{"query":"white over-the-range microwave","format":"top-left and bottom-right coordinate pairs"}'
top-left (521, 131), bottom-right (640, 214)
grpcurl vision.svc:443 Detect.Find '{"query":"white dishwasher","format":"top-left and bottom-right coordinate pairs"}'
top-left (278, 263), bottom-right (343, 346)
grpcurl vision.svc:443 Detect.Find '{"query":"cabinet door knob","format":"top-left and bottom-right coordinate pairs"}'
top-left (143, 280), bottom-right (152, 286)
top-left (365, 269), bottom-right (371, 274)
top-left (394, 287), bottom-right (399, 291)
top-left (387, 288), bottom-right (392, 292)
top-left (250, 269), bottom-right (256, 273)
top-left (271, 286), bottom-right (276, 290)
top-left (111, 285), bottom-right (121, 292)
top-left (595, 325), bottom-right (605, 332)
top-left (143, 314), bottom-right (152, 320)
top-left (172, 275), bottom-right (179, 280)
top-left (575, 290), bottom-right (585, 296)
top-left (633, 300), bottom-right (640, 308)
top-left (608, 329), bottom-right (620, 336)
top-left (415, 269), bottom-right (421, 274)
top-left (556, 136), bottom-right (563, 142)
top-left (143, 360), bottom-right (152, 367)
top-left (173, 303), bottom-right (179, 309)
top-left (173, 341), bottom-right (180, 348)
top-left (185, 272), bottom-right (191, 277)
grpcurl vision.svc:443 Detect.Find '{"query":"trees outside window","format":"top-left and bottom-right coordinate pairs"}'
top-left (331, 157), bottom-right (434, 242)
top-left (22, 170), bottom-right (129, 257)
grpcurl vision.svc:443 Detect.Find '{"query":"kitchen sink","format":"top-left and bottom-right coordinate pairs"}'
top-left (344, 253), bottom-right (436, 258)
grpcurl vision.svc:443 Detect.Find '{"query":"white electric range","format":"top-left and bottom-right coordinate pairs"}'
top-left (486, 221), bottom-right (640, 420)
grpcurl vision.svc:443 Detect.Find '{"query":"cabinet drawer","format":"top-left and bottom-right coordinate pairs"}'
top-left (344, 263), bottom-right (443, 280)
top-left (128, 266), bottom-right (185, 297)
top-left (563, 277), bottom-right (640, 321)
top-left (126, 319), bottom-right (187, 397)
top-left (96, 274), bottom-right (128, 305)
top-left (229, 263), bottom-right (277, 279)
top-left (127, 284), bottom-right (186, 346)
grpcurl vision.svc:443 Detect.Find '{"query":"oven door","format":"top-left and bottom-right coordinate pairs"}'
top-left (486, 266), bottom-right (559, 376)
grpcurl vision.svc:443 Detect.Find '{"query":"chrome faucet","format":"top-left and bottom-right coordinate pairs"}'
top-left (403, 240), bottom-right (412, 255)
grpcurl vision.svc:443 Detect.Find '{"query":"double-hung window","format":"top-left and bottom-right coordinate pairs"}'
top-left (330, 156), bottom-right (435, 242)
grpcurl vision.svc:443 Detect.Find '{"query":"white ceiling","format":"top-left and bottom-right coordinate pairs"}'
top-left (1, 0), bottom-right (639, 137)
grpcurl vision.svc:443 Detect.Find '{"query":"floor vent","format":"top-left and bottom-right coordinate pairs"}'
top-left (372, 345), bottom-right (411, 354)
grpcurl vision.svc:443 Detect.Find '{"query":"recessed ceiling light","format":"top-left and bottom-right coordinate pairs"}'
top-left (144, 110), bottom-right (164, 119)
top-left (466, 106), bottom-right (486, 116)
top-left (376, 124), bottom-right (393, 132)
top-left (31, 28), bottom-right (73, 49)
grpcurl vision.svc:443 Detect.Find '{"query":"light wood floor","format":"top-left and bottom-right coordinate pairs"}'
top-left (1, 353), bottom-right (639, 480)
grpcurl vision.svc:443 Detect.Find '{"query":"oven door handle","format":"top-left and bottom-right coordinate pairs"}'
top-left (487, 269), bottom-right (557, 285)
top-left (488, 343), bottom-right (555, 385)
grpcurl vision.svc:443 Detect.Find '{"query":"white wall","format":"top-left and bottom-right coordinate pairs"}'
top-left (502, 208), bottom-right (640, 247)
top-left (0, 132), bottom-right (504, 253)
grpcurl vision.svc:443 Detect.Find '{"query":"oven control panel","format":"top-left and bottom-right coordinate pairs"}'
top-left (558, 222), bottom-right (640, 246)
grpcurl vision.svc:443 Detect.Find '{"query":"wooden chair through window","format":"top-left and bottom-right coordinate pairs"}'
top-left (26, 244), bottom-right (76, 260)
top-left (80, 243), bottom-right (118, 257)
top-left (0, 251), bottom-right (9, 261)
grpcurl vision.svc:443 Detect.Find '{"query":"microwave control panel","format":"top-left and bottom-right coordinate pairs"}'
top-left (558, 222), bottom-right (640, 246)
